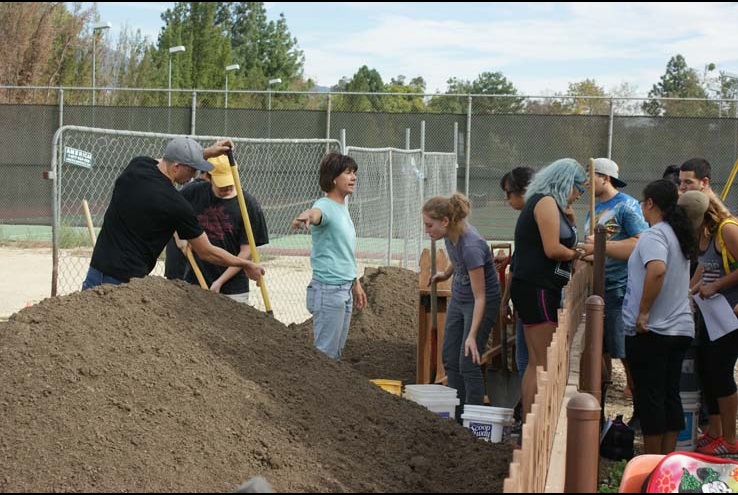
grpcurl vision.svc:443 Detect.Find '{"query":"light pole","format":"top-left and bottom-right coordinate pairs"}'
top-left (92, 21), bottom-right (111, 106)
top-left (267, 77), bottom-right (281, 111)
top-left (168, 45), bottom-right (186, 107)
top-left (225, 64), bottom-right (240, 109)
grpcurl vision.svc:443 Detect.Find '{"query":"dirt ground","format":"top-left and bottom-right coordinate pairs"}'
top-left (0, 245), bottom-right (688, 490)
top-left (0, 267), bottom-right (512, 492)
top-left (0, 247), bottom-right (52, 318)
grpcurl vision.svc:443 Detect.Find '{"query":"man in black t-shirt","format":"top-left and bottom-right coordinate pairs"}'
top-left (164, 175), bottom-right (208, 281)
top-left (82, 136), bottom-right (264, 289)
top-left (181, 155), bottom-right (269, 304)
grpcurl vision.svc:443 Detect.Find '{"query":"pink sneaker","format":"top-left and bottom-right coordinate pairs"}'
top-left (696, 436), bottom-right (738, 456)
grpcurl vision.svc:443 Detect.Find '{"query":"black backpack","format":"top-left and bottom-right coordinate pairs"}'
top-left (600, 414), bottom-right (635, 461)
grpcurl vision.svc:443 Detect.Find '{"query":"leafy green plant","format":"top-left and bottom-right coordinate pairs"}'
top-left (598, 459), bottom-right (628, 493)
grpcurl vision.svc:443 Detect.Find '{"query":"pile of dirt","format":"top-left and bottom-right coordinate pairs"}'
top-left (0, 276), bottom-right (511, 492)
top-left (290, 266), bottom-right (419, 383)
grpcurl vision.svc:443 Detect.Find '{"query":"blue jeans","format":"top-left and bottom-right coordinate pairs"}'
top-left (442, 296), bottom-right (499, 408)
top-left (82, 266), bottom-right (124, 290)
top-left (306, 278), bottom-right (353, 360)
top-left (604, 287), bottom-right (626, 359)
top-left (515, 313), bottom-right (528, 379)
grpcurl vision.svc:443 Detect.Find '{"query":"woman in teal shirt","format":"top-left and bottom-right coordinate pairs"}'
top-left (292, 153), bottom-right (367, 360)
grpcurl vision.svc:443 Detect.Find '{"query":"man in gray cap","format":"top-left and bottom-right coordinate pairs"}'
top-left (580, 157), bottom-right (649, 425)
top-left (82, 136), bottom-right (264, 289)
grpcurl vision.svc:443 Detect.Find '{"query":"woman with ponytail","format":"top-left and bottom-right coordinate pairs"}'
top-left (623, 179), bottom-right (697, 454)
top-left (423, 193), bottom-right (501, 418)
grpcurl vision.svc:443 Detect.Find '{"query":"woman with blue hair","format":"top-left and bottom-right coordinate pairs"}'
top-left (510, 158), bottom-right (588, 421)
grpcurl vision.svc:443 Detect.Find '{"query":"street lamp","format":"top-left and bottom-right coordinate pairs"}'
top-left (225, 64), bottom-right (240, 109)
top-left (267, 77), bottom-right (281, 111)
top-left (92, 21), bottom-right (111, 106)
top-left (168, 45), bottom-right (186, 107)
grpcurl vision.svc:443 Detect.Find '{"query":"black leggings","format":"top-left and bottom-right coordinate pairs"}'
top-left (626, 332), bottom-right (692, 436)
top-left (698, 326), bottom-right (738, 415)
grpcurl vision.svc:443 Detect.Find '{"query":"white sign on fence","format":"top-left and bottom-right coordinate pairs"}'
top-left (64, 147), bottom-right (93, 169)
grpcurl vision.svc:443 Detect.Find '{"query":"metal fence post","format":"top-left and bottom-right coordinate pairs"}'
top-left (607, 97), bottom-right (614, 159)
top-left (420, 120), bottom-right (426, 265)
top-left (465, 95), bottom-right (472, 196)
top-left (190, 91), bottom-right (197, 135)
top-left (326, 93), bottom-right (332, 153)
top-left (387, 149), bottom-right (394, 266)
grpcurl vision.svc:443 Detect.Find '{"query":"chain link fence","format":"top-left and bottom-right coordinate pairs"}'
top-left (5, 87), bottom-right (738, 244)
top-left (50, 126), bottom-right (456, 324)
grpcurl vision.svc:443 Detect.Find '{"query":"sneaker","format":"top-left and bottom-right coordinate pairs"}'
top-left (696, 433), bottom-right (716, 449)
top-left (696, 436), bottom-right (738, 456)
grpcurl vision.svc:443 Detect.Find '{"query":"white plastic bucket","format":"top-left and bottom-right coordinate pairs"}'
top-left (461, 404), bottom-right (514, 443)
top-left (403, 384), bottom-right (460, 419)
top-left (404, 384), bottom-right (458, 400)
top-left (679, 346), bottom-right (700, 392)
top-left (406, 396), bottom-right (460, 419)
top-left (677, 391), bottom-right (701, 451)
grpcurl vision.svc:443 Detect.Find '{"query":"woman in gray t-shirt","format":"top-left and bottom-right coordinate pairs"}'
top-left (622, 179), bottom-right (696, 455)
top-left (423, 193), bottom-right (501, 417)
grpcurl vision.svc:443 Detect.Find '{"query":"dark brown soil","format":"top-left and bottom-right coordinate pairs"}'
top-left (0, 270), bottom-right (511, 492)
top-left (291, 266), bottom-right (419, 384)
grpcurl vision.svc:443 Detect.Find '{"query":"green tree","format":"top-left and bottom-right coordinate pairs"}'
top-left (428, 71), bottom-right (523, 114)
top-left (155, 2), bottom-right (231, 106)
top-left (565, 79), bottom-right (609, 115)
top-left (382, 76), bottom-right (427, 113)
top-left (524, 79), bottom-right (609, 115)
top-left (643, 55), bottom-right (716, 117)
top-left (332, 65), bottom-right (385, 111)
top-left (225, 3), bottom-right (304, 89)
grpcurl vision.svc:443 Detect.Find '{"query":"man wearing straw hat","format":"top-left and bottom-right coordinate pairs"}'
top-left (580, 158), bottom-right (648, 425)
top-left (179, 155), bottom-right (269, 304)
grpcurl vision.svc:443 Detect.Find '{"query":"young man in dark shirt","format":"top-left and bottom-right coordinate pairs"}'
top-left (82, 136), bottom-right (264, 289)
top-left (181, 155), bottom-right (269, 304)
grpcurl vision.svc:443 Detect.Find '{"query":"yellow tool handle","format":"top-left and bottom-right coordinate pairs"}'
top-left (227, 149), bottom-right (274, 316)
top-left (82, 199), bottom-right (96, 246)
top-left (185, 245), bottom-right (208, 289)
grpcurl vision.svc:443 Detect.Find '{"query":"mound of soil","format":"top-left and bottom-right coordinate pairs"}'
top-left (291, 266), bottom-right (419, 383)
top-left (0, 276), bottom-right (511, 492)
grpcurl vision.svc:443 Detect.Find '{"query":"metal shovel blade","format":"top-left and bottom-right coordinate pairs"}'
top-left (486, 311), bottom-right (521, 408)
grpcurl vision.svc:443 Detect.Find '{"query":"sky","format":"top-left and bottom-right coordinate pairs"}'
top-left (83, 2), bottom-right (738, 97)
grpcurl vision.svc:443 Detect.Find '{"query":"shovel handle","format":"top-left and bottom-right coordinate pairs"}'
top-left (226, 147), bottom-right (274, 316)
top-left (185, 245), bottom-right (208, 289)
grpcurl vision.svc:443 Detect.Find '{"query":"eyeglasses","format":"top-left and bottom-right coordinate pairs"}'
top-left (574, 182), bottom-right (586, 194)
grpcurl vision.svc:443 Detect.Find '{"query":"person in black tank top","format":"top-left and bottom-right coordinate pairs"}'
top-left (510, 158), bottom-right (587, 421)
